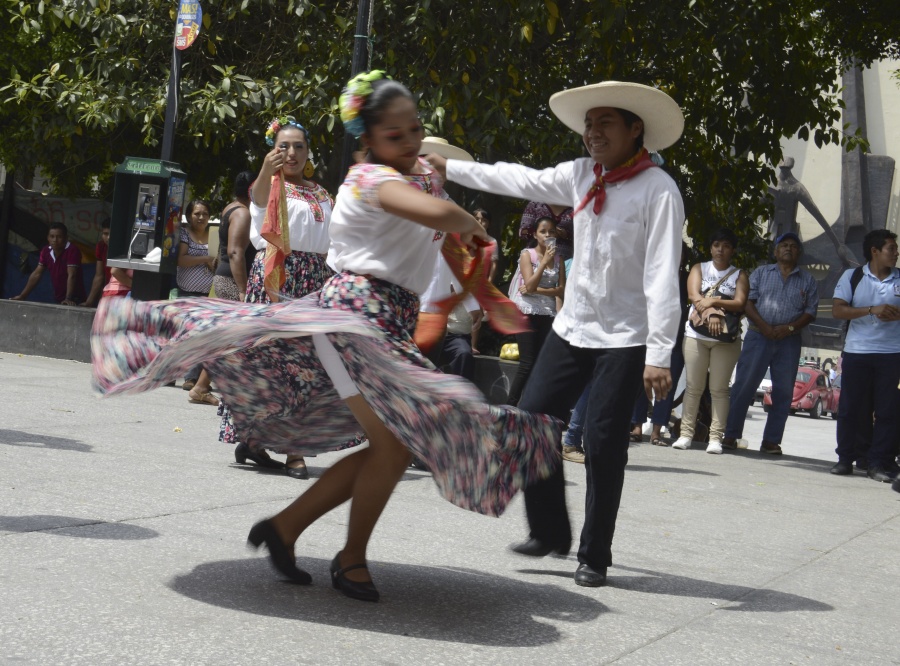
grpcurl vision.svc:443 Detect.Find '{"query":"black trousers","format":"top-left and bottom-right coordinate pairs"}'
top-left (836, 352), bottom-right (900, 467)
top-left (519, 330), bottom-right (646, 570)
top-left (508, 314), bottom-right (556, 406)
top-left (442, 332), bottom-right (475, 381)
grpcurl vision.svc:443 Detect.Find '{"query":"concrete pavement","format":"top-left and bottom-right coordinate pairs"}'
top-left (1, 353), bottom-right (898, 665)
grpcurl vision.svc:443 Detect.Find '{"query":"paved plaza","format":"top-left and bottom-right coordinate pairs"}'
top-left (1, 353), bottom-right (898, 665)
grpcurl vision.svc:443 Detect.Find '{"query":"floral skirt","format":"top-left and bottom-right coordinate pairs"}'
top-left (91, 272), bottom-right (562, 516)
top-left (219, 249), bottom-right (334, 445)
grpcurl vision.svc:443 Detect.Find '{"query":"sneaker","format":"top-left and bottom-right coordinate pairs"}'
top-left (562, 445), bottom-right (585, 464)
top-left (672, 436), bottom-right (692, 450)
top-left (706, 440), bottom-right (723, 454)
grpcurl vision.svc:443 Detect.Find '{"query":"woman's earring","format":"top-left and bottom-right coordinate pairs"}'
top-left (303, 159), bottom-right (315, 179)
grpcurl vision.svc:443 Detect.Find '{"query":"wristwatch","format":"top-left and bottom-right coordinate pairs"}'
top-left (787, 325), bottom-right (795, 332)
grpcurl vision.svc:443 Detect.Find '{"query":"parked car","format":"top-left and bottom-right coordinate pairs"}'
top-left (830, 374), bottom-right (841, 419)
top-left (763, 366), bottom-right (838, 419)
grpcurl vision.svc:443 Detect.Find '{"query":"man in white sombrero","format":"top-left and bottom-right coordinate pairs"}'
top-left (427, 82), bottom-right (685, 587)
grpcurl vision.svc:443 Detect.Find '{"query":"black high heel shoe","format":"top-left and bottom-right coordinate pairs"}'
top-left (235, 442), bottom-right (285, 469)
top-left (330, 552), bottom-right (379, 602)
top-left (247, 520), bottom-right (312, 585)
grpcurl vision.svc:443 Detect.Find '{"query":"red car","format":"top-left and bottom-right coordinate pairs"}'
top-left (762, 366), bottom-right (839, 419)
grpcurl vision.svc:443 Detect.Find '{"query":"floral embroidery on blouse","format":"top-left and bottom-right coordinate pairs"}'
top-left (346, 158), bottom-right (444, 210)
top-left (283, 181), bottom-right (333, 224)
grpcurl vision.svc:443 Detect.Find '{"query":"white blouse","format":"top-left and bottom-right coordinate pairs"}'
top-left (249, 180), bottom-right (333, 254)
top-left (329, 159), bottom-right (449, 296)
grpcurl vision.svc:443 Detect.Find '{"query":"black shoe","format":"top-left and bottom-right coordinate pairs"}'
top-left (234, 443), bottom-right (285, 469)
top-left (855, 459), bottom-right (868, 471)
top-left (830, 461), bottom-right (853, 476)
top-left (574, 563), bottom-right (607, 587)
top-left (247, 520), bottom-right (312, 585)
top-left (510, 537), bottom-right (571, 558)
top-left (867, 465), bottom-right (899, 483)
top-left (721, 437), bottom-right (738, 450)
top-left (330, 552), bottom-right (379, 602)
top-left (285, 458), bottom-right (309, 479)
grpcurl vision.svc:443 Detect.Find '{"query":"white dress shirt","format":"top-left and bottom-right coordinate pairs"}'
top-left (446, 157), bottom-right (684, 367)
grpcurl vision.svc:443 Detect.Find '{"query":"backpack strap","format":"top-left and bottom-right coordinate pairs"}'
top-left (843, 266), bottom-right (865, 335)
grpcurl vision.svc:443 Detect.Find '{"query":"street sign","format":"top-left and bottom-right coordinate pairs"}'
top-left (174, 1), bottom-right (202, 50)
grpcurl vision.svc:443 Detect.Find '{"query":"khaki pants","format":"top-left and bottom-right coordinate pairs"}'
top-left (681, 335), bottom-right (742, 442)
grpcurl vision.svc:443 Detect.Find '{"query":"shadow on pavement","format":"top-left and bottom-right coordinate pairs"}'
top-left (0, 515), bottom-right (158, 540)
top-left (0, 428), bottom-right (92, 453)
top-left (626, 464), bottom-right (719, 477)
top-left (169, 557), bottom-right (606, 646)
top-left (601, 564), bottom-right (832, 612)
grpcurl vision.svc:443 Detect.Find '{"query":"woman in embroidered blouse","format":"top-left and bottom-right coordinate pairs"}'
top-left (92, 72), bottom-right (560, 604)
top-left (507, 216), bottom-right (566, 405)
top-left (223, 118), bottom-right (334, 479)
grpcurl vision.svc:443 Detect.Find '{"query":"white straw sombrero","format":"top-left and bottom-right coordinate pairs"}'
top-left (549, 81), bottom-right (684, 151)
top-left (420, 136), bottom-right (474, 161)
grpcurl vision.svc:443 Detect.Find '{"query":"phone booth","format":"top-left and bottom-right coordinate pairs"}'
top-left (106, 157), bottom-right (187, 300)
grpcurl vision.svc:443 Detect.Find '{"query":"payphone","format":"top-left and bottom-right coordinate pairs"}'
top-left (107, 157), bottom-right (187, 300)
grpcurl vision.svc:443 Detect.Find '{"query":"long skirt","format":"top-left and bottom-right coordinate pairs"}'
top-left (218, 250), bottom-right (333, 445)
top-left (91, 271), bottom-right (562, 516)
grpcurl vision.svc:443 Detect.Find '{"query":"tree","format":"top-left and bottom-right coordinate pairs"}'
top-left (1, 0), bottom-right (898, 262)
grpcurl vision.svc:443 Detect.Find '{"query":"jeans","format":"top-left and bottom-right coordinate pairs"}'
top-left (507, 314), bottom-right (555, 406)
top-left (631, 337), bottom-right (686, 429)
top-left (836, 352), bottom-right (900, 467)
top-left (563, 380), bottom-right (592, 448)
top-left (519, 331), bottom-right (646, 570)
top-left (724, 329), bottom-right (801, 444)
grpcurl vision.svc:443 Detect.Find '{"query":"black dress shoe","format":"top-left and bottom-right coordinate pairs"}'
top-left (510, 537), bottom-right (571, 558)
top-left (830, 461), bottom-right (853, 476)
top-left (330, 552), bottom-right (379, 602)
top-left (574, 563), bottom-right (607, 587)
top-left (247, 520), bottom-right (312, 585)
top-left (235, 442), bottom-right (285, 469)
top-left (867, 465), bottom-right (899, 483)
top-left (760, 440), bottom-right (783, 455)
top-left (285, 459), bottom-right (309, 479)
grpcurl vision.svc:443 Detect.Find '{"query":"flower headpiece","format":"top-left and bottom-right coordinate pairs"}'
top-left (264, 116), bottom-right (308, 147)
top-left (339, 70), bottom-right (389, 139)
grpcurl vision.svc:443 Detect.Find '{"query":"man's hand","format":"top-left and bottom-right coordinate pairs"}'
top-left (770, 324), bottom-right (793, 340)
top-left (424, 153), bottom-right (448, 180)
top-left (643, 365), bottom-right (672, 401)
top-left (873, 304), bottom-right (900, 321)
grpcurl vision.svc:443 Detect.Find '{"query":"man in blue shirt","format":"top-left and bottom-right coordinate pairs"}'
top-left (722, 233), bottom-right (819, 454)
top-left (831, 229), bottom-right (900, 482)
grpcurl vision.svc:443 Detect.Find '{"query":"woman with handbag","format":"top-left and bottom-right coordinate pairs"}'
top-left (672, 228), bottom-right (748, 454)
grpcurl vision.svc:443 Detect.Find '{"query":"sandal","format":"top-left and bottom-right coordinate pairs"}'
top-left (188, 388), bottom-right (219, 406)
top-left (651, 437), bottom-right (669, 447)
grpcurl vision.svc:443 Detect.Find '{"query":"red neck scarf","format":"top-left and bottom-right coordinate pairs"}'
top-left (574, 148), bottom-right (657, 216)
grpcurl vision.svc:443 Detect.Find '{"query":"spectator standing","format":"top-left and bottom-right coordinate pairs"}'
top-left (83, 219), bottom-right (111, 306)
top-left (506, 216), bottom-right (565, 405)
top-left (519, 201), bottom-right (574, 261)
top-left (11, 222), bottom-right (85, 305)
top-left (830, 229), bottom-right (900, 482)
top-left (672, 230), bottom-right (748, 453)
top-left (721, 233), bottom-right (818, 454)
top-left (213, 171), bottom-right (256, 300)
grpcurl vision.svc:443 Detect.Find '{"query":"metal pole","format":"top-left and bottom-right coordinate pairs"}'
top-left (0, 170), bottom-right (13, 296)
top-left (339, 0), bottom-right (374, 179)
top-left (160, 44), bottom-right (182, 163)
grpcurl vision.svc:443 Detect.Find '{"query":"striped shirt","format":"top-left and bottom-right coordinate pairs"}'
top-left (748, 263), bottom-right (818, 326)
top-left (176, 227), bottom-right (213, 294)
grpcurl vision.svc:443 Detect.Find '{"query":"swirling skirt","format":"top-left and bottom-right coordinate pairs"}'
top-left (219, 249), bottom-right (334, 445)
top-left (91, 272), bottom-right (562, 516)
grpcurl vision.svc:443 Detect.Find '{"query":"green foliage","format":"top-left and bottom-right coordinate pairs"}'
top-left (0, 0), bottom-right (897, 258)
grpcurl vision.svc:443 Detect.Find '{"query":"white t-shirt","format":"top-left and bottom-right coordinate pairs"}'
top-left (684, 261), bottom-right (741, 341)
top-left (249, 180), bottom-right (333, 254)
top-left (329, 159), bottom-right (448, 296)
